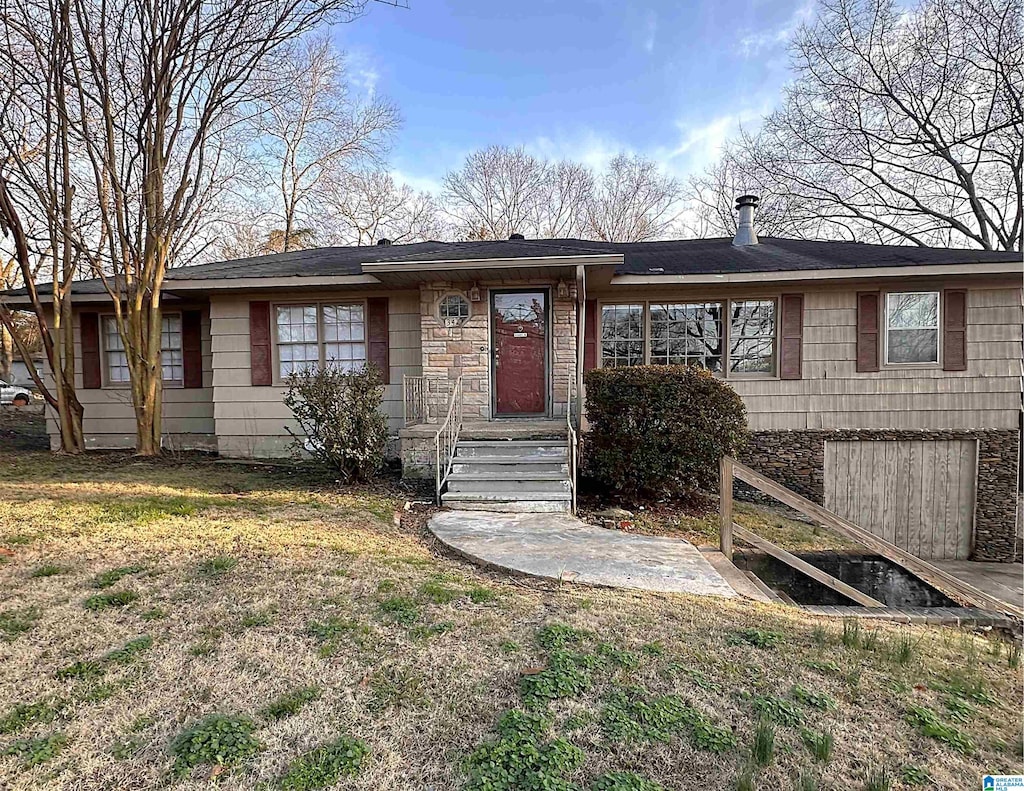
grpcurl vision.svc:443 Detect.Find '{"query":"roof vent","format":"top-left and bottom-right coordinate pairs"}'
top-left (376, 238), bottom-right (392, 246)
top-left (508, 232), bottom-right (525, 240)
top-left (733, 194), bottom-right (759, 247)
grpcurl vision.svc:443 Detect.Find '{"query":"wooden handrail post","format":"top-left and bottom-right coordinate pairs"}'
top-left (719, 456), bottom-right (733, 560)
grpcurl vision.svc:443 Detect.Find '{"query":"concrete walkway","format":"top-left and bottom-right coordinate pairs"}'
top-left (428, 510), bottom-right (738, 597)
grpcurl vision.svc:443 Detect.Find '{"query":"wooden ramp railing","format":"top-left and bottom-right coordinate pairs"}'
top-left (719, 456), bottom-right (1024, 620)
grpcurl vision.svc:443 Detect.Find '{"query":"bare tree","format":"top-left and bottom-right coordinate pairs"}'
top-left (443, 145), bottom-right (594, 240)
top-left (0, 20), bottom-right (89, 452)
top-left (708, 0), bottom-right (1023, 249)
top-left (251, 35), bottom-right (400, 253)
top-left (325, 170), bottom-right (447, 245)
top-left (585, 153), bottom-right (683, 242)
top-left (683, 141), bottom-right (845, 239)
top-left (1, 0), bottom-right (368, 455)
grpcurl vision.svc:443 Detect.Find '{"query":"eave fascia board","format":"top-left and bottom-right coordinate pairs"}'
top-left (163, 274), bottom-right (383, 290)
top-left (361, 253), bottom-right (622, 273)
top-left (610, 261), bottom-right (1021, 285)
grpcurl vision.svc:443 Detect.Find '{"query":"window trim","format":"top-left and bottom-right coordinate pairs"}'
top-left (882, 290), bottom-right (942, 368)
top-left (596, 297), bottom-right (780, 379)
top-left (271, 299), bottom-right (369, 384)
top-left (435, 290), bottom-right (472, 328)
top-left (100, 312), bottom-right (185, 389)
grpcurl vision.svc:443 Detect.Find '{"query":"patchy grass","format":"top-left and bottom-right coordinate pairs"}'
top-left (0, 450), bottom-right (1019, 790)
top-left (580, 496), bottom-right (860, 552)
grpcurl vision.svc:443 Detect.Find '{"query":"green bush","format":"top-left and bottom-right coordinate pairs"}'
top-left (283, 364), bottom-right (388, 482)
top-left (583, 365), bottom-right (747, 499)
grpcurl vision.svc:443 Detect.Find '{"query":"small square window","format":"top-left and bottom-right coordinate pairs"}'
top-left (886, 292), bottom-right (939, 364)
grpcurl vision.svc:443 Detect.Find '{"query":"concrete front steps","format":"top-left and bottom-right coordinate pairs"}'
top-left (441, 439), bottom-right (572, 513)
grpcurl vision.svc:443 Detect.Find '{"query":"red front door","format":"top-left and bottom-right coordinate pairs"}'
top-left (492, 291), bottom-right (547, 415)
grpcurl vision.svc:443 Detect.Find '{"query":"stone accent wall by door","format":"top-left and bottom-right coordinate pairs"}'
top-left (419, 280), bottom-right (578, 420)
top-left (738, 428), bottom-right (1021, 562)
top-left (421, 282), bottom-right (490, 419)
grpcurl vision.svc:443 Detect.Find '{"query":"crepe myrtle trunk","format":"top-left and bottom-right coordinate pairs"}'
top-left (125, 255), bottom-right (166, 457)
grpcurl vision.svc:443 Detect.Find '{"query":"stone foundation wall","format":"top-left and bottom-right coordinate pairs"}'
top-left (399, 430), bottom-right (435, 480)
top-left (739, 429), bottom-right (1021, 562)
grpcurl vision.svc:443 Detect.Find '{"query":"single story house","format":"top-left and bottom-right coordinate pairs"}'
top-left (5, 197), bottom-right (1022, 562)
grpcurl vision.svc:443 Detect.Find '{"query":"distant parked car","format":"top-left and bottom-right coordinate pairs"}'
top-left (0, 379), bottom-right (31, 406)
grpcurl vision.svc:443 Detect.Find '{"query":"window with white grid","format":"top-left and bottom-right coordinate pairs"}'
top-left (600, 304), bottom-right (645, 367)
top-left (650, 302), bottom-right (724, 371)
top-left (323, 304), bottom-right (366, 372)
top-left (276, 305), bottom-right (320, 378)
top-left (161, 314), bottom-right (183, 384)
top-left (102, 316), bottom-right (130, 384)
top-left (729, 299), bottom-right (776, 374)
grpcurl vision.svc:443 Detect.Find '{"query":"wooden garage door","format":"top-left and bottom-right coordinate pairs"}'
top-left (824, 440), bottom-right (977, 560)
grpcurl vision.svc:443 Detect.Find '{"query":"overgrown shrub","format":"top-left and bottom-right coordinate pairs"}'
top-left (283, 365), bottom-right (388, 482)
top-left (583, 365), bottom-right (747, 499)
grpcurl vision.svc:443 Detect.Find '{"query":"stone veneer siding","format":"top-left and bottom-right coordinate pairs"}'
top-left (738, 429), bottom-right (1021, 562)
top-left (419, 280), bottom-right (577, 420)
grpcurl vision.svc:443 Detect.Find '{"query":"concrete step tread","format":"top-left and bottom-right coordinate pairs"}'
top-left (454, 455), bottom-right (568, 464)
top-left (458, 439), bottom-right (567, 447)
top-left (448, 471), bottom-right (570, 481)
top-left (442, 491), bottom-right (572, 502)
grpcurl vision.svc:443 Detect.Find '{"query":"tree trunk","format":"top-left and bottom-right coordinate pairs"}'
top-left (50, 295), bottom-right (85, 454)
top-left (0, 324), bottom-right (12, 381)
top-left (129, 296), bottom-right (163, 456)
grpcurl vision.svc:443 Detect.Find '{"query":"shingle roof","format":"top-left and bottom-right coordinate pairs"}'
top-left (5, 236), bottom-right (1019, 297)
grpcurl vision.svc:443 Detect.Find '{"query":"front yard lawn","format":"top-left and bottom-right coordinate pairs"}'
top-left (0, 451), bottom-right (1020, 790)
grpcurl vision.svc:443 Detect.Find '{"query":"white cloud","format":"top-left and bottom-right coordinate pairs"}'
top-left (342, 49), bottom-right (380, 96)
top-left (664, 107), bottom-right (765, 175)
top-left (526, 131), bottom-right (623, 171)
top-left (737, 0), bottom-right (815, 58)
top-left (390, 168), bottom-right (444, 196)
top-left (643, 10), bottom-right (657, 53)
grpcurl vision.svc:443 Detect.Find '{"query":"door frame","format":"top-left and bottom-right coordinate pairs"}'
top-left (488, 286), bottom-right (552, 418)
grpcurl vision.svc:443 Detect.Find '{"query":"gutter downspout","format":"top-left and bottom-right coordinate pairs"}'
top-left (575, 264), bottom-right (586, 426)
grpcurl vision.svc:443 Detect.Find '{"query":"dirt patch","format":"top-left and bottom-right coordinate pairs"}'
top-left (0, 407), bottom-right (47, 452)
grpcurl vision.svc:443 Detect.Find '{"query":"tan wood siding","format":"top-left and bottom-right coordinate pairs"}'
top-left (209, 291), bottom-right (421, 458)
top-left (825, 439), bottom-right (977, 560)
top-left (45, 308), bottom-right (216, 451)
top-left (729, 286), bottom-right (1021, 431)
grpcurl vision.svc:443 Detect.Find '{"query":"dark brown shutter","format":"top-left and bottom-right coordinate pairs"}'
top-left (779, 293), bottom-right (804, 380)
top-left (583, 299), bottom-right (598, 371)
top-left (181, 310), bottom-right (203, 388)
top-left (80, 311), bottom-right (102, 389)
top-left (856, 291), bottom-right (881, 372)
top-left (366, 297), bottom-right (390, 384)
top-left (943, 289), bottom-right (968, 371)
top-left (249, 301), bottom-right (272, 386)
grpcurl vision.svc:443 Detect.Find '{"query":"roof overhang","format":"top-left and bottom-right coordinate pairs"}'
top-left (362, 253), bottom-right (621, 273)
top-left (162, 274), bottom-right (383, 291)
top-left (361, 253), bottom-right (623, 287)
top-left (610, 260), bottom-right (1022, 286)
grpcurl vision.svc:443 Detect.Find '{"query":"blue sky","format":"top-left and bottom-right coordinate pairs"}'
top-left (331, 0), bottom-right (816, 192)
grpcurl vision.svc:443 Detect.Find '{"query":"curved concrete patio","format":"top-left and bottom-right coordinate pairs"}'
top-left (428, 510), bottom-right (739, 597)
